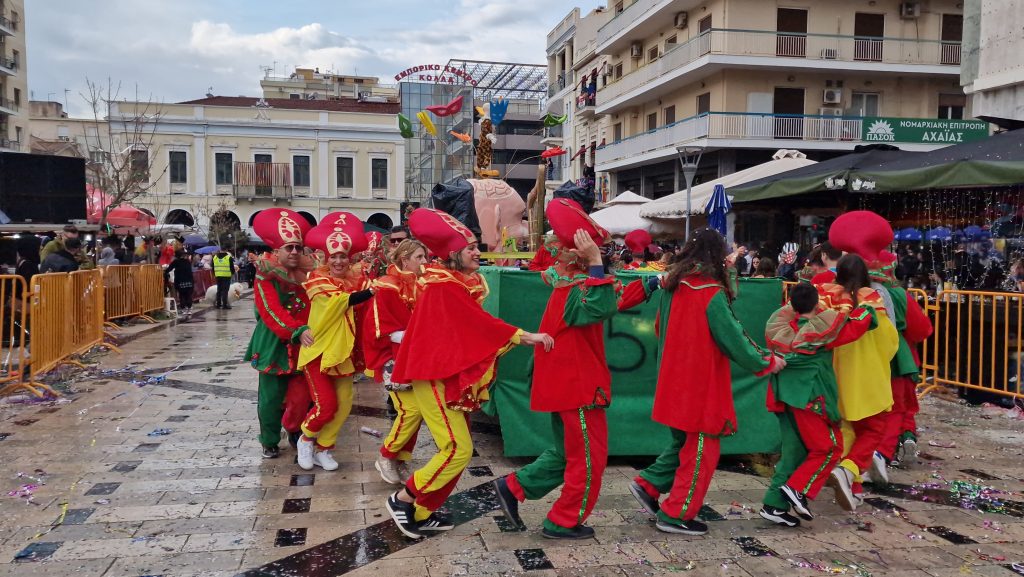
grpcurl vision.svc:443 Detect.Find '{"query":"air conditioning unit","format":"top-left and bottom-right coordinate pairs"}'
top-left (822, 89), bottom-right (842, 104)
top-left (820, 48), bottom-right (838, 59)
top-left (819, 107), bottom-right (843, 116)
top-left (674, 12), bottom-right (688, 29)
top-left (358, 91), bottom-right (372, 100)
top-left (58, 135), bottom-right (72, 142)
top-left (899, 2), bottom-right (921, 18)
top-left (630, 42), bottom-right (643, 58)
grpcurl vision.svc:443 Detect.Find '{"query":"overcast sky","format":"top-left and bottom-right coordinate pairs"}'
top-left (27, 0), bottom-right (604, 117)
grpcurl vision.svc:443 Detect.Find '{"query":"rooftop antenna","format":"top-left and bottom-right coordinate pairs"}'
top-left (260, 65), bottom-right (273, 78)
top-left (205, 86), bottom-right (214, 98)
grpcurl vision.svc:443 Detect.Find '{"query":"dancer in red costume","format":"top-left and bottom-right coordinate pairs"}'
top-left (365, 239), bottom-right (429, 485)
top-left (493, 199), bottom-right (619, 540)
top-left (384, 208), bottom-right (554, 540)
top-left (624, 228), bottom-right (785, 535)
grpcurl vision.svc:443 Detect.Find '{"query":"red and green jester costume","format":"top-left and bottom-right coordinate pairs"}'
top-left (245, 209), bottom-right (314, 453)
top-left (621, 268), bottom-right (779, 529)
top-left (500, 198), bottom-right (620, 537)
top-left (760, 296), bottom-right (875, 517)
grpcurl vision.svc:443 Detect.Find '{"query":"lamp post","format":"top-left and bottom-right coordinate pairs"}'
top-left (676, 145), bottom-right (704, 239)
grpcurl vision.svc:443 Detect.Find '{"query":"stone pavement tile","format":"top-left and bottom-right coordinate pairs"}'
top-left (114, 478), bottom-right (222, 493)
top-left (177, 465), bottom-right (266, 480)
top-left (552, 567), bottom-right (627, 577)
top-left (71, 492), bottom-right (174, 508)
top-left (650, 537), bottom-right (745, 562)
top-left (610, 561), bottom-right (751, 577)
top-left (308, 494), bottom-right (379, 513)
top-left (157, 487), bottom-right (266, 505)
top-left (9, 522), bottom-right (140, 543)
top-left (102, 550), bottom-right (243, 577)
top-left (591, 524), bottom-right (673, 545)
top-left (253, 510), bottom-right (365, 530)
top-left (845, 545), bottom-right (972, 572)
top-left (926, 565), bottom-right (1024, 576)
top-left (263, 485), bottom-right (316, 500)
top-left (425, 549), bottom-right (522, 576)
top-left (544, 542), bottom-right (669, 568)
top-left (0, 558), bottom-right (115, 577)
top-left (180, 530), bottom-right (267, 552)
top-left (345, 557), bottom-right (432, 577)
top-left (390, 534), bottom-right (484, 559)
top-left (49, 534), bottom-right (188, 560)
top-left (199, 500), bottom-right (266, 517)
top-left (732, 553), bottom-right (868, 577)
top-left (136, 457), bottom-right (238, 471)
top-left (87, 504), bottom-right (205, 523)
top-left (480, 528), bottom-right (551, 552)
top-left (137, 515), bottom-right (256, 536)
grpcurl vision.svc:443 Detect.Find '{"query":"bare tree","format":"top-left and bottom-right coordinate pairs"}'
top-left (80, 78), bottom-right (168, 231)
top-left (193, 201), bottom-right (245, 254)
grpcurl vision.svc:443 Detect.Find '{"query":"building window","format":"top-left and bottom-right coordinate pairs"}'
top-left (664, 105), bottom-right (676, 125)
top-left (90, 150), bottom-right (106, 164)
top-left (666, 35), bottom-right (677, 49)
top-left (613, 122), bottom-right (622, 141)
top-left (57, 126), bottom-right (70, 139)
top-left (938, 93), bottom-right (966, 119)
top-left (697, 92), bottom-right (711, 115)
top-left (13, 87), bottom-right (19, 106)
top-left (14, 126), bottom-right (21, 144)
top-left (293, 155), bottom-right (310, 187)
top-left (169, 151), bottom-right (187, 184)
top-left (647, 112), bottom-right (658, 131)
top-left (371, 158), bottom-right (388, 190)
top-left (86, 126), bottom-right (99, 139)
top-left (336, 156), bottom-right (354, 188)
top-left (130, 150), bottom-right (149, 180)
top-left (614, 63), bottom-right (623, 79)
top-left (614, 1), bottom-right (623, 14)
top-left (215, 152), bottom-right (232, 185)
top-left (648, 46), bottom-right (659, 62)
top-left (850, 92), bottom-right (879, 116)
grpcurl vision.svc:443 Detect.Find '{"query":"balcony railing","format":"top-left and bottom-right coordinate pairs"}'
top-left (595, 111), bottom-right (935, 168)
top-left (0, 138), bottom-right (20, 150)
top-left (0, 95), bottom-right (18, 112)
top-left (0, 15), bottom-right (14, 35)
top-left (0, 55), bottom-right (17, 72)
top-left (547, 74), bottom-right (567, 97)
top-left (233, 161), bottom-right (291, 199)
top-left (599, 28), bottom-right (961, 109)
top-left (597, 0), bottom-right (666, 50)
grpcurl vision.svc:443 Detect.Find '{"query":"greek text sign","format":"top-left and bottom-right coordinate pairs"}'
top-left (862, 117), bottom-right (989, 144)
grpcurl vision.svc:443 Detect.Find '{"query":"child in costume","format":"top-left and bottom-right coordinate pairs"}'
top-left (245, 209), bottom-right (315, 459)
top-left (624, 228), bottom-right (784, 536)
top-left (366, 239), bottom-right (429, 485)
top-left (759, 283), bottom-right (876, 527)
top-left (493, 199), bottom-right (619, 540)
top-left (822, 252), bottom-right (900, 510)
top-left (294, 212), bottom-right (375, 471)
top-left (384, 208), bottom-right (554, 540)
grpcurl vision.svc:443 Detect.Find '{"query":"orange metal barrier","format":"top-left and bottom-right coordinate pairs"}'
top-left (104, 264), bottom-right (165, 323)
top-left (135, 264), bottom-right (165, 321)
top-left (0, 275), bottom-right (42, 397)
top-left (27, 273), bottom-right (72, 393)
top-left (918, 289), bottom-right (1024, 401)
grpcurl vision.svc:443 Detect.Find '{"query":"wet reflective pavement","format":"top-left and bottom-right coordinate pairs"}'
top-left (1, 297), bottom-right (1023, 576)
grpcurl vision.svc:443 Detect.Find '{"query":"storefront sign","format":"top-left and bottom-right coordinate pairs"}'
top-left (394, 64), bottom-right (478, 86)
top-left (862, 117), bottom-right (989, 144)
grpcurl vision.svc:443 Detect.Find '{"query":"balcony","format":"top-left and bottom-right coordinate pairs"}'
top-left (540, 124), bottom-right (564, 145)
top-left (547, 74), bottom-right (568, 97)
top-left (0, 95), bottom-right (17, 115)
top-left (0, 55), bottom-right (16, 76)
top-left (575, 92), bottom-right (596, 118)
top-left (595, 112), bottom-right (963, 171)
top-left (232, 161), bottom-right (292, 200)
top-left (597, 0), bottom-right (697, 54)
top-left (0, 15), bottom-right (14, 36)
top-left (0, 138), bottom-right (19, 151)
top-left (598, 29), bottom-right (962, 114)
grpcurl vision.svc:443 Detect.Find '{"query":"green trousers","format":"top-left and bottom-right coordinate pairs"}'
top-left (257, 372), bottom-right (290, 447)
top-left (637, 428), bottom-right (687, 492)
top-left (763, 411), bottom-right (804, 510)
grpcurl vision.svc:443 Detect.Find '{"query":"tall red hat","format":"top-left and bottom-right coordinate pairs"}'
top-left (365, 231), bottom-right (383, 253)
top-left (624, 229), bottom-right (652, 254)
top-left (252, 209), bottom-right (312, 249)
top-left (829, 210), bottom-right (893, 264)
top-left (306, 211), bottom-right (368, 255)
top-left (407, 208), bottom-right (476, 258)
top-left (545, 198), bottom-right (609, 249)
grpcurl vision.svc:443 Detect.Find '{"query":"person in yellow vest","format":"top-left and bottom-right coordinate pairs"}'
top-left (213, 249), bottom-right (236, 309)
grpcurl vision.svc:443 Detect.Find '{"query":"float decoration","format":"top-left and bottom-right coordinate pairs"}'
top-left (398, 113), bottom-right (414, 139)
top-left (542, 113), bottom-right (569, 127)
top-left (425, 95), bottom-right (464, 118)
top-left (489, 98), bottom-right (509, 126)
top-left (416, 110), bottom-right (438, 138)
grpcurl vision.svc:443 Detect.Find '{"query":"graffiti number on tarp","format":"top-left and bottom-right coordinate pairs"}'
top-left (607, 310), bottom-right (646, 373)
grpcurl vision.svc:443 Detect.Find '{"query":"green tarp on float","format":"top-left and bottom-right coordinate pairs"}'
top-left (478, 268), bottom-right (784, 457)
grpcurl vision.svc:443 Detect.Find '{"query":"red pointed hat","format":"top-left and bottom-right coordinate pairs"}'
top-left (828, 210), bottom-right (893, 264)
top-left (624, 229), bottom-right (652, 254)
top-left (306, 211), bottom-right (368, 255)
top-left (545, 198), bottom-right (609, 249)
top-left (407, 208), bottom-right (476, 258)
top-left (253, 209), bottom-right (312, 249)
top-left (365, 231), bottom-right (383, 253)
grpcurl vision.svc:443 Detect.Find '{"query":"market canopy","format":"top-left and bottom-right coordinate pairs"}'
top-left (729, 145), bottom-right (915, 202)
top-left (641, 150), bottom-right (817, 218)
top-left (853, 127), bottom-right (1024, 192)
top-left (589, 191), bottom-right (684, 237)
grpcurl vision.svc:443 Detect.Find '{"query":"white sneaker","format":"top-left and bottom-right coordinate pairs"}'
top-left (869, 451), bottom-right (889, 486)
top-left (296, 437), bottom-right (315, 470)
top-left (902, 438), bottom-right (919, 466)
top-left (375, 456), bottom-right (402, 484)
top-left (312, 450), bottom-right (339, 471)
top-left (397, 461), bottom-right (414, 483)
top-left (827, 467), bottom-right (857, 512)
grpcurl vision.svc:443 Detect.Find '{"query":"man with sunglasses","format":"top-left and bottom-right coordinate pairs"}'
top-left (388, 226), bottom-right (409, 246)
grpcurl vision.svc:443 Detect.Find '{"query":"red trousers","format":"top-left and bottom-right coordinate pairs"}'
top-left (660, 432), bottom-right (721, 522)
top-left (281, 373), bottom-right (311, 434)
top-left (842, 412), bottom-right (889, 477)
top-left (506, 408), bottom-right (608, 529)
top-left (787, 408), bottom-right (843, 499)
top-left (879, 377), bottom-right (918, 460)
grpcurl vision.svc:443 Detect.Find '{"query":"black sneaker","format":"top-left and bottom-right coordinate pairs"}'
top-left (492, 477), bottom-right (524, 529)
top-left (628, 480), bottom-right (660, 515)
top-left (759, 505), bottom-right (801, 527)
top-left (418, 512), bottom-right (454, 533)
top-left (779, 485), bottom-right (813, 520)
top-left (386, 491), bottom-right (423, 540)
top-left (541, 524), bottom-right (595, 539)
top-left (287, 431), bottom-right (301, 449)
top-left (262, 445), bottom-right (280, 459)
top-left (655, 518), bottom-right (708, 536)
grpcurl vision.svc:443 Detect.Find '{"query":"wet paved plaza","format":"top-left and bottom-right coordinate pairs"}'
top-left (1, 297), bottom-right (1024, 577)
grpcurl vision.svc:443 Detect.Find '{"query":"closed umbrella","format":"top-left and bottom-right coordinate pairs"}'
top-left (894, 228), bottom-right (922, 241)
top-left (704, 184), bottom-right (731, 236)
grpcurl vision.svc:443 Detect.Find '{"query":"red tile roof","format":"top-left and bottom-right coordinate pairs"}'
top-left (178, 96), bottom-right (400, 114)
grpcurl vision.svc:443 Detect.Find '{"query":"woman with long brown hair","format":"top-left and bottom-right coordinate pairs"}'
top-left (625, 228), bottom-right (784, 536)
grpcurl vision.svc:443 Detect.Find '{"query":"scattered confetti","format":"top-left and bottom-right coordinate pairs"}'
top-left (928, 440), bottom-right (957, 448)
top-left (147, 428), bottom-right (173, 437)
top-left (360, 426), bottom-right (382, 438)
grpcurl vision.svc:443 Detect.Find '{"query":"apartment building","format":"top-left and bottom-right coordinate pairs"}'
top-left (960, 0), bottom-right (1024, 128)
top-left (261, 67), bottom-right (399, 103)
top-left (586, 0), bottom-right (968, 198)
top-left (0, 0), bottom-right (26, 152)
top-left (33, 97), bottom-right (406, 236)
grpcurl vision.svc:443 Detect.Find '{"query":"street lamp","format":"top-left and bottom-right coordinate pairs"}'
top-left (676, 145), bottom-right (704, 239)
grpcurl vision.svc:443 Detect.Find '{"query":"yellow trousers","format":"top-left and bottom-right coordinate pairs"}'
top-left (381, 388), bottom-right (421, 462)
top-left (299, 368), bottom-right (354, 451)
top-left (408, 379), bottom-right (473, 521)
